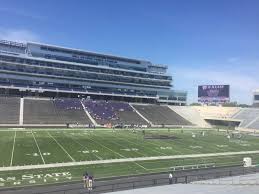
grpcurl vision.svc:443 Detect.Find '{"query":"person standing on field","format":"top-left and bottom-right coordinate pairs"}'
top-left (83, 172), bottom-right (88, 188)
top-left (88, 175), bottom-right (94, 190)
top-left (169, 172), bottom-right (173, 184)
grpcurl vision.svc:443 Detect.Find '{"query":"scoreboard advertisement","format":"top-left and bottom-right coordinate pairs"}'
top-left (198, 85), bottom-right (230, 103)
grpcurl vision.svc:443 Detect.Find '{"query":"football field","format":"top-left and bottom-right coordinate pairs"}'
top-left (1, 128), bottom-right (259, 188)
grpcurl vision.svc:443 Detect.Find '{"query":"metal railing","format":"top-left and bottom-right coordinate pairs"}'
top-left (31, 166), bottom-right (259, 194)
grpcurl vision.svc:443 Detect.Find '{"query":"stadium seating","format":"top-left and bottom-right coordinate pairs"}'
top-left (23, 99), bottom-right (62, 124)
top-left (133, 105), bottom-right (192, 125)
top-left (193, 106), bottom-right (240, 119)
top-left (0, 97), bottom-right (20, 124)
top-left (248, 117), bottom-right (259, 129)
top-left (116, 111), bottom-right (148, 125)
top-left (82, 100), bottom-right (147, 125)
top-left (169, 106), bottom-right (210, 128)
top-left (54, 98), bottom-right (92, 125)
top-left (232, 108), bottom-right (259, 128)
top-left (23, 98), bottom-right (91, 125)
top-left (6, 96), bottom-right (259, 130)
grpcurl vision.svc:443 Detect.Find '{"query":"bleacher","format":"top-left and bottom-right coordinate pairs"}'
top-left (169, 106), bottom-right (210, 128)
top-left (133, 105), bottom-right (192, 125)
top-left (248, 117), bottom-right (259, 129)
top-left (4, 96), bottom-right (259, 129)
top-left (82, 100), bottom-right (147, 125)
top-left (117, 111), bottom-right (148, 125)
top-left (0, 97), bottom-right (20, 124)
top-left (23, 98), bottom-right (91, 125)
top-left (193, 106), bottom-right (240, 119)
top-left (54, 99), bottom-right (92, 125)
top-left (23, 99), bottom-right (62, 124)
top-left (232, 108), bottom-right (259, 128)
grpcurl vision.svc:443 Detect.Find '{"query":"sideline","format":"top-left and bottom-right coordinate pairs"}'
top-left (10, 131), bottom-right (17, 166)
top-left (1, 150), bottom-right (258, 172)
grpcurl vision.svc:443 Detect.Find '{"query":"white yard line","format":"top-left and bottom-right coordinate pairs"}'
top-left (114, 132), bottom-right (167, 156)
top-left (2, 150), bottom-right (259, 172)
top-left (10, 131), bottom-right (16, 166)
top-left (113, 136), bottom-right (161, 156)
top-left (131, 134), bottom-right (184, 155)
top-left (130, 131), bottom-right (188, 155)
top-left (138, 139), bottom-right (171, 155)
top-left (63, 132), bottom-right (102, 160)
top-left (133, 162), bottom-right (148, 170)
top-left (158, 136), bottom-right (202, 155)
top-left (47, 131), bottom-right (75, 162)
top-left (97, 129), bottom-right (147, 163)
top-left (95, 134), bottom-right (147, 157)
top-left (31, 131), bottom-right (45, 164)
top-left (87, 134), bottom-right (126, 158)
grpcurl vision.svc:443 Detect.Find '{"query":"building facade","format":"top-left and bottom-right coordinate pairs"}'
top-left (0, 40), bottom-right (187, 105)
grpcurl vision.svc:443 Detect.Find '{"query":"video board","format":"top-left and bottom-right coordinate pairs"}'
top-left (198, 85), bottom-right (230, 103)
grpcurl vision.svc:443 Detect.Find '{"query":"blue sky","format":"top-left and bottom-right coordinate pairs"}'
top-left (0, 0), bottom-right (259, 104)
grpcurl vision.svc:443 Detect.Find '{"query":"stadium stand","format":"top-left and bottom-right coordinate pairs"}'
top-left (23, 98), bottom-right (62, 124)
top-left (193, 106), bottom-right (240, 119)
top-left (169, 106), bottom-right (210, 128)
top-left (133, 104), bottom-right (192, 125)
top-left (7, 96), bottom-right (259, 130)
top-left (248, 117), bottom-right (259, 129)
top-left (82, 100), bottom-right (147, 125)
top-left (0, 97), bottom-right (20, 124)
top-left (54, 98), bottom-right (92, 125)
top-left (117, 110), bottom-right (148, 125)
top-left (232, 108), bottom-right (259, 128)
top-left (23, 98), bottom-right (91, 125)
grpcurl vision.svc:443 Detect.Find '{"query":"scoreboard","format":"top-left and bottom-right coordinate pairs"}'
top-left (198, 85), bottom-right (230, 103)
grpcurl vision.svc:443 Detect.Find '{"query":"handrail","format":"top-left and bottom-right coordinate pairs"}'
top-left (20, 165), bottom-right (259, 194)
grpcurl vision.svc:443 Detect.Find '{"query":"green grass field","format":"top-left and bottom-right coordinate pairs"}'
top-left (0, 128), bottom-right (259, 188)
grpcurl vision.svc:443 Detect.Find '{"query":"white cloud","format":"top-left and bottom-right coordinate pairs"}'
top-left (0, 29), bottom-right (40, 43)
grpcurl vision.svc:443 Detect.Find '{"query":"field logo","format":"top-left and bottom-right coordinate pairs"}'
top-left (0, 172), bottom-right (72, 187)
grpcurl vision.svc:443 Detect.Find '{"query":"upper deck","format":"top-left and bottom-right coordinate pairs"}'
top-left (27, 42), bottom-right (168, 74)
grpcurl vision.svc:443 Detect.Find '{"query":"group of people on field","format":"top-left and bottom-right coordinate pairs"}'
top-left (83, 172), bottom-right (94, 190)
top-left (82, 171), bottom-right (174, 189)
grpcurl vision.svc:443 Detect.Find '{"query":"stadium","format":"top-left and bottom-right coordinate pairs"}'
top-left (0, 40), bottom-right (259, 193)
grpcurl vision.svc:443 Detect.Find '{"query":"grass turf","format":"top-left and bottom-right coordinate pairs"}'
top-left (0, 128), bottom-right (259, 188)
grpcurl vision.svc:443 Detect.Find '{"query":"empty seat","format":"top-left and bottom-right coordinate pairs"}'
top-left (23, 99), bottom-right (62, 124)
top-left (117, 111), bottom-right (148, 125)
top-left (233, 108), bottom-right (259, 128)
top-left (193, 106), bottom-right (240, 119)
top-left (170, 106), bottom-right (210, 127)
top-left (54, 99), bottom-right (92, 125)
top-left (133, 105), bottom-right (191, 125)
top-left (0, 97), bottom-right (19, 124)
top-left (248, 117), bottom-right (259, 129)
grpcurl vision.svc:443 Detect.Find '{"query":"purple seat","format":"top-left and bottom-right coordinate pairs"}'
top-left (54, 98), bottom-right (83, 110)
top-left (82, 100), bottom-right (133, 124)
